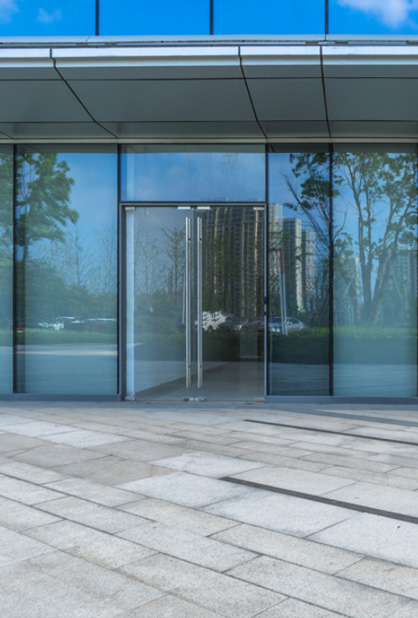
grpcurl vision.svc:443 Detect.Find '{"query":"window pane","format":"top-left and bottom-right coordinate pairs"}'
top-left (333, 148), bottom-right (418, 397)
top-left (268, 149), bottom-right (330, 396)
top-left (121, 146), bottom-right (266, 203)
top-left (0, 0), bottom-right (95, 36)
top-left (15, 147), bottom-right (118, 395)
top-left (100, 0), bottom-right (209, 35)
top-left (330, 0), bottom-right (418, 35)
top-left (214, 0), bottom-right (325, 35)
top-left (0, 147), bottom-right (13, 394)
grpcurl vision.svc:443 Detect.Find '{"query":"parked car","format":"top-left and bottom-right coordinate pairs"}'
top-left (268, 317), bottom-right (305, 334)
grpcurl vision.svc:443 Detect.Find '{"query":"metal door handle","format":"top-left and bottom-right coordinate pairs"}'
top-left (185, 217), bottom-right (192, 389)
top-left (197, 217), bottom-right (203, 388)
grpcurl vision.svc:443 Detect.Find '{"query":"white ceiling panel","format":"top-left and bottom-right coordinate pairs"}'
top-left (241, 46), bottom-right (321, 78)
top-left (248, 78), bottom-right (326, 121)
top-left (102, 121), bottom-right (263, 138)
top-left (0, 81), bottom-right (90, 122)
top-left (54, 47), bottom-right (242, 80)
top-left (0, 122), bottom-right (114, 139)
top-left (326, 79), bottom-right (418, 121)
top-left (69, 79), bottom-right (255, 122)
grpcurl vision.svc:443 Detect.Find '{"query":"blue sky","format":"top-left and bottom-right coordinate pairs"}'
top-left (0, 0), bottom-right (94, 35)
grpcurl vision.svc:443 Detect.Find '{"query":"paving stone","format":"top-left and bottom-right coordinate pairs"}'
top-left (0, 550), bottom-right (163, 618)
top-left (389, 601), bottom-right (418, 618)
top-left (37, 496), bottom-right (151, 533)
top-left (309, 513), bottom-right (418, 568)
top-left (302, 452), bottom-right (398, 473)
top-left (2, 421), bottom-right (75, 438)
top-left (26, 520), bottom-right (157, 568)
top-left (119, 471), bottom-right (252, 508)
top-left (119, 521), bottom-right (256, 571)
top-left (323, 482), bottom-right (418, 517)
top-left (0, 495), bottom-right (61, 531)
top-left (119, 497), bottom-right (237, 535)
top-left (0, 433), bottom-right (47, 455)
top-left (44, 477), bottom-right (139, 507)
top-left (0, 460), bottom-right (65, 484)
top-left (121, 553), bottom-right (284, 617)
top-left (0, 525), bottom-right (54, 566)
top-left (42, 429), bottom-right (129, 448)
top-left (228, 556), bottom-right (408, 618)
top-left (213, 523), bottom-right (362, 574)
top-left (0, 414), bottom-right (33, 427)
top-left (93, 439), bottom-right (193, 462)
top-left (339, 557), bottom-right (418, 600)
top-left (389, 467), bottom-right (418, 481)
top-left (238, 450), bottom-right (329, 472)
top-left (52, 455), bottom-right (171, 485)
top-left (123, 595), bottom-right (225, 617)
top-left (152, 451), bottom-right (265, 477)
top-left (319, 466), bottom-right (418, 491)
top-left (255, 598), bottom-right (350, 617)
top-left (12, 443), bottom-right (105, 467)
top-left (229, 440), bottom-right (312, 458)
top-left (231, 465), bottom-right (355, 495)
top-left (204, 488), bottom-right (354, 537)
top-left (0, 475), bottom-right (64, 505)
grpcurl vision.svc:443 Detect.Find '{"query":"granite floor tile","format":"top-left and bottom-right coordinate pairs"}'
top-left (93, 439), bottom-right (193, 462)
top-left (309, 513), bottom-right (418, 568)
top-left (301, 452), bottom-right (398, 474)
top-left (0, 525), bottom-right (54, 566)
top-left (323, 482), bottom-right (418, 517)
top-left (118, 497), bottom-right (237, 535)
top-left (119, 521), bottom-right (256, 571)
top-left (44, 477), bottom-right (139, 507)
top-left (52, 456), bottom-right (171, 485)
top-left (121, 553), bottom-right (284, 617)
top-left (37, 496), bottom-right (151, 533)
top-left (213, 523), bottom-right (362, 574)
top-left (238, 450), bottom-right (329, 472)
top-left (228, 556), bottom-right (409, 618)
top-left (26, 520), bottom-right (157, 568)
top-left (204, 489), bottom-right (354, 537)
top-left (255, 598), bottom-right (350, 617)
top-left (124, 595), bottom-right (225, 617)
top-left (389, 602), bottom-right (418, 618)
top-left (12, 443), bottom-right (105, 468)
top-left (229, 441), bottom-right (312, 458)
top-left (338, 557), bottom-right (418, 600)
top-left (0, 495), bottom-right (61, 531)
top-left (0, 433), bottom-right (47, 455)
top-left (152, 451), bottom-right (265, 478)
top-left (42, 429), bottom-right (129, 448)
top-left (119, 471), bottom-right (252, 508)
top-left (0, 475), bottom-right (64, 505)
top-left (2, 421), bottom-right (75, 438)
top-left (0, 460), bottom-right (65, 484)
top-left (318, 466), bottom-right (418, 491)
top-left (230, 465), bottom-right (355, 495)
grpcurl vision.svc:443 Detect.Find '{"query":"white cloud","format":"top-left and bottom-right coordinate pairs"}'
top-left (0, 0), bottom-right (19, 23)
top-left (38, 8), bottom-right (62, 24)
top-left (338, 0), bottom-right (418, 27)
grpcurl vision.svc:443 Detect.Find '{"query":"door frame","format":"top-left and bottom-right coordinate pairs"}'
top-left (120, 201), bottom-right (267, 401)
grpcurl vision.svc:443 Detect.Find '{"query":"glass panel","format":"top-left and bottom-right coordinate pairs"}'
top-left (214, 0), bottom-right (325, 35)
top-left (330, 0), bottom-right (418, 35)
top-left (268, 149), bottom-right (330, 395)
top-left (0, 147), bottom-right (13, 393)
top-left (15, 146), bottom-right (118, 395)
top-left (100, 0), bottom-right (209, 35)
top-left (0, 0), bottom-right (95, 36)
top-left (333, 147), bottom-right (418, 397)
top-left (127, 205), bottom-right (264, 401)
top-left (121, 146), bottom-right (266, 203)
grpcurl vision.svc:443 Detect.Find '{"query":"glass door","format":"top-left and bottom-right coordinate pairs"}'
top-left (125, 205), bottom-right (264, 400)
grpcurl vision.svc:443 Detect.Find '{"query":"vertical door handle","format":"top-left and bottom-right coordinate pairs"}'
top-left (185, 217), bottom-right (192, 389)
top-left (197, 217), bottom-right (203, 388)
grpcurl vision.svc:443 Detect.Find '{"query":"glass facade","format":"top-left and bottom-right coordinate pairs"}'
top-left (15, 146), bottom-right (118, 395)
top-left (121, 146), bottom-right (266, 203)
top-left (333, 147), bottom-right (418, 397)
top-left (100, 0), bottom-right (210, 35)
top-left (213, 0), bottom-right (325, 35)
top-left (0, 147), bottom-right (13, 394)
top-left (268, 148), bottom-right (330, 396)
top-left (0, 0), bottom-right (95, 36)
top-left (329, 1), bottom-right (418, 35)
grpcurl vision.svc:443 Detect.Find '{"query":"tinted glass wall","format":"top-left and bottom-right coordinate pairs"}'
top-left (333, 147), bottom-right (418, 397)
top-left (0, 146), bottom-right (13, 393)
top-left (268, 148), bottom-right (330, 396)
top-left (121, 146), bottom-right (266, 203)
top-left (0, 0), bottom-right (95, 36)
top-left (15, 146), bottom-right (118, 394)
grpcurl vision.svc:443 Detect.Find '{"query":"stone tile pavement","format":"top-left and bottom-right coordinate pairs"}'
top-left (0, 401), bottom-right (418, 617)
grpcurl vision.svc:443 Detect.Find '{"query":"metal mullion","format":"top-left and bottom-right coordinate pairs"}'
top-left (12, 144), bottom-right (17, 394)
top-left (264, 145), bottom-right (269, 400)
top-left (329, 145), bottom-right (334, 396)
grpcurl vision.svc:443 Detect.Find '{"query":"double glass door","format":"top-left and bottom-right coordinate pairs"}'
top-left (125, 205), bottom-right (264, 400)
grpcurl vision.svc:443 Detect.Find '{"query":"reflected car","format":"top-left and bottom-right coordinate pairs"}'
top-left (268, 317), bottom-right (305, 334)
